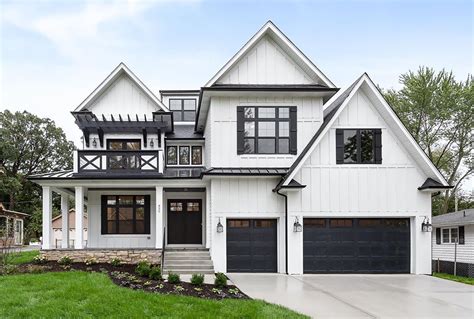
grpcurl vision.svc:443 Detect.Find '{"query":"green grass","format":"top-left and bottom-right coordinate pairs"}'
top-left (433, 272), bottom-right (474, 285)
top-left (6, 250), bottom-right (40, 265)
top-left (0, 272), bottom-right (306, 318)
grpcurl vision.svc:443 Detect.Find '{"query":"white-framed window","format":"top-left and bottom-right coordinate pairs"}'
top-left (442, 227), bottom-right (459, 243)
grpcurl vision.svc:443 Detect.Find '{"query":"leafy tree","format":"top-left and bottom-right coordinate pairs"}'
top-left (0, 110), bottom-right (75, 241)
top-left (384, 67), bottom-right (473, 215)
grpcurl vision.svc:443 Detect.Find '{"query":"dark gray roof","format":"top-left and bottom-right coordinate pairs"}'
top-left (433, 209), bottom-right (474, 226)
top-left (163, 168), bottom-right (205, 178)
top-left (166, 125), bottom-right (203, 139)
top-left (203, 167), bottom-right (288, 176)
top-left (418, 178), bottom-right (453, 190)
top-left (281, 179), bottom-right (306, 188)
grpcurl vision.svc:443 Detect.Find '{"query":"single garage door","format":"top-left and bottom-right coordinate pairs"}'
top-left (227, 219), bottom-right (277, 272)
top-left (304, 218), bottom-right (410, 274)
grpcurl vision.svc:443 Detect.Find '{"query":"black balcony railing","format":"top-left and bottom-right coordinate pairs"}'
top-left (77, 150), bottom-right (163, 174)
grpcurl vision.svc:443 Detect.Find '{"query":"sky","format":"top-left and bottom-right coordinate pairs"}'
top-left (0, 0), bottom-right (473, 189)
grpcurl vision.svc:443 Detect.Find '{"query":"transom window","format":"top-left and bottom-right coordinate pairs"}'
top-left (101, 195), bottom-right (150, 235)
top-left (169, 99), bottom-right (196, 122)
top-left (336, 129), bottom-right (382, 164)
top-left (237, 106), bottom-right (296, 154)
top-left (166, 145), bottom-right (202, 166)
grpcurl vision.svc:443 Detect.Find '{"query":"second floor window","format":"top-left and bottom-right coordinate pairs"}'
top-left (237, 106), bottom-right (297, 154)
top-left (167, 145), bottom-right (203, 166)
top-left (169, 99), bottom-right (196, 122)
top-left (107, 139), bottom-right (141, 170)
top-left (336, 129), bottom-right (382, 164)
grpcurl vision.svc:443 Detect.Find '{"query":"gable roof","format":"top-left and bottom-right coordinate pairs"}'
top-left (276, 73), bottom-right (450, 190)
top-left (204, 21), bottom-right (335, 88)
top-left (74, 63), bottom-right (168, 112)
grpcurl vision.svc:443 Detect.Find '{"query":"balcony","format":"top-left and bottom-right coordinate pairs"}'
top-left (75, 150), bottom-right (164, 175)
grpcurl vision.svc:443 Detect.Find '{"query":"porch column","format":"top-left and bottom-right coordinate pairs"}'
top-left (155, 186), bottom-right (163, 248)
top-left (42, 186), bottom-right (52, 249)
top-left (60, 194), bottom-right (69, 248)
top-left (74, 186), bottom-right (85, 249)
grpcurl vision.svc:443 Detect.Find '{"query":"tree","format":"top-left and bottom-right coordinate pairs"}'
top-left (0, 110), bottom-right (75, 241)
top-left (384, 67), bottom-right (474, 215)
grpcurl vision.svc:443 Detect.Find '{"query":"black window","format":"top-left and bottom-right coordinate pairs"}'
top-left (169, 99), bottom-right (196, 122)
top-left (101, 195), bottom-right (150, 234)
top-left (237, 106), bottom-right (297, 154)
top-left (191, 146), bottom-right (202, 165)
top-left (167, 146), bottom-right (177, 165)
top-left (336, 129), bottom-right (382, 164)
top-left (107, 139), bottom-right (141, 170)
top-left (166, 145), bottom-right (203, 166)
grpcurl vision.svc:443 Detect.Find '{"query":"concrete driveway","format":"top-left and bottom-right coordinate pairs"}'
top-left (228, 274), bottom-right (474, 318)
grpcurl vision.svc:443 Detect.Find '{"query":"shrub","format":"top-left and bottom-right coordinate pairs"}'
top-left (135, 260), bottom-right (151, 277)
top-left (191, 273), bottom-right (204, 286)
top-left (110, 258), bottom-right (122, 267)
top-left (0, 264), bottom-right (18, 275)
top-left (167, 272), bottom-right (180, 284)
top-left (85, 257), bottom-right (98, 266)
top-left (149, 266), bottom-right (162, 280)
top-left (33, 255), bottom-right (48, 265)
top-left (214, 272), bottom-right (227, 287)
top-left (57, 255), bottom-right (73, 265)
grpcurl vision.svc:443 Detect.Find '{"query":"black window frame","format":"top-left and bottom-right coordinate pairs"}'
top-left (166, 145), bottom-right (203, 166)
top-left (336, 129), bottom-right (382, 164)
top-left (101, 195), bottom-right (150, 235)
top-left (169, 98), bottom-right (197, 122)
top-left (106, 139), bottom-right (142, 170)
top-left (237, 106), bottom-right (297, 155)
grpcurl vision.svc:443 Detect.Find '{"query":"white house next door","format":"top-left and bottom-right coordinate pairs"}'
top-left (14, 219), bottom-right (23, 245)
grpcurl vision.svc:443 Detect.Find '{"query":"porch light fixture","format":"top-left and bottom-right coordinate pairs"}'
top-left (216, 218), bottom-right (224, 233)
top-left (149, 138), bottom-right (154, 148)
top-left (421, 217), bottom-right (432, 232)
top-left (92, 138), bottom-right (97, 148)
top-left (293, 217), bottom-right (302, 232)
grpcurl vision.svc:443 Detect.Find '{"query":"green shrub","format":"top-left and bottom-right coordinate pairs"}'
top-left (167, 272), bottom-right (180, 284)
top-left (0, 264), bottom-right (18, 275)
top-left (135, 260), bottom-right (151, 277)
top-left (191, 273), bottom-right (204, 286)
top-left (110, 258), bottom-right (122, 267)
top-left (84, 257), bottom-right (98, 266)
top-left (149, 266), bottom-right (162, 280)
top-left (57, 255), bottom-right (73, 265)
top-left (214, 272), bottom-right (227, 287)
top-left (33, 255), bottom-right (48, 265)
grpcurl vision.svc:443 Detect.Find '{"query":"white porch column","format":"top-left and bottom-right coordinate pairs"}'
top-left (42, 186), bottom-right (52, 249)
top-left (74, 186), bottom-right (85, 249)
top-left (60, 194), bottom-right (69, 248)
top-left (155, 186), bottom-right (164, 248)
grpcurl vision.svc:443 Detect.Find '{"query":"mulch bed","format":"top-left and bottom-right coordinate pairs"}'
top-left (10, 262), bottom-right (248, 300)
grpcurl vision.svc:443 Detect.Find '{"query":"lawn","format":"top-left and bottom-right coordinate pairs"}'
top-left (9, 250), bottom-right (39, 265)
top-left (0, 271), bottom-right (306, 318)
top-left (433, 272), bottom-right (474, 285)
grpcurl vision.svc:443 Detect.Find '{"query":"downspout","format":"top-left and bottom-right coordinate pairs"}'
top-left (275, 187), bottom-right (288, 275)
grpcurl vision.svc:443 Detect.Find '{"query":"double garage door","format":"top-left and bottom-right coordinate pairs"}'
top-left (226, 218), bottom-right (410, 274)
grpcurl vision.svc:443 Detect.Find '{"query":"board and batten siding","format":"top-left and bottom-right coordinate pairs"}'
top-left (87, 190), bottom-right (156, 249)
top-left (432, 225), bottom-right (474, 264)
top-left (216, 35), bottom-right (314, 85)
top-left (207, 95), bottom-right (323, 167)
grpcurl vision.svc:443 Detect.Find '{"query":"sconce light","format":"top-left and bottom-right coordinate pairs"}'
top-left (216, 218), bottom-right (224, 233)
top-left (293, 217), bottom-right (302, 232)
top-left (150, 139), bottom-right (154, 148)
top-left (92, 138), bottom-right (97, 148)
top-left (421, 217), bottom-right (432, 232)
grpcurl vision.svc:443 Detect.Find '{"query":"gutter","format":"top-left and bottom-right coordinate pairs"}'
top-left (275, 187), bottom-right (289, 275)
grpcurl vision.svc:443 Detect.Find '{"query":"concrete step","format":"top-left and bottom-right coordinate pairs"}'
top-left (163, 269), bottom-right (215, 275)
top-left (162, 248), bottom-right (214, 275)
top-left (165, 251), bottom-right (210, 256)
top-left (165, 256), bottom-right (211, 261)
top-left (164, 260), bottom-right (214, 266)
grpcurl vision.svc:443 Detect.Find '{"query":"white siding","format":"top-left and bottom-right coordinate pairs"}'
top-left (207, 95), bottom-right (323, 167)
top-left (89, 74), bottom-right (160, 117)
top-left (432, 225), bottom-right (474, 264)
top-left (217, 35), bottom-right (314, 85)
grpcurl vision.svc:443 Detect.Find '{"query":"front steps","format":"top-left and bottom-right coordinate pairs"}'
top-left (163, 248), bottom-right (214, 274)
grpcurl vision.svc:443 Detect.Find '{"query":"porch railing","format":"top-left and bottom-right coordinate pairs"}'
top-left (77, 150), bottom-right (164, 174)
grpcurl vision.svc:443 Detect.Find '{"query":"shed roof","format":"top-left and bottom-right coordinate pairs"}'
top-left (432, 209), bottom-right (474, 227)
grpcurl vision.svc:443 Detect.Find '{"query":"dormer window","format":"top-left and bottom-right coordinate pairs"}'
top-left (169, 99), bottom-right (196, 122)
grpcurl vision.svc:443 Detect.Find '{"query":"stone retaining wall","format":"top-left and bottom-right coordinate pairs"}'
top-left (40, 249), bottom-right (162, 265)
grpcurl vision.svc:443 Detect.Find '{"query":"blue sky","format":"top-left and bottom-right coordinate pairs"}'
top-left (1, 0), bottom-right (472, 145)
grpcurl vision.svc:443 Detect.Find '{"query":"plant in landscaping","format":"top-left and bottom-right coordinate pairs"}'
top-left (214, 272), bottom-right (227, 287)
top-left (149, 266), bottom-right (162, 280)
top-left (57, 255), bottom-right (73, 265)
top-left (194, 287), bottom-right (203, 292)
top-left (144, 281), bottom-right (152, 286)
top-left (33, 255), bottom-right (48, 265)
top-left (110, 258), bottom-right (122, 267)
top-left (211, 288), bottom-right (222, 294)
top-left (154, 283), bottom-right (164, 289)
top-left (26, 265), bottom-right (47, 274)
top-left (191, 273), bottom-right (204, 286)
top-left (0, 264), bottom-right (18, 275)
top-left (174, 285), bottom-right (185, 293)
top-left (85, 257), bottom-right (98, 266)
top-left (135, 260), bottom-right (151, 277)
top-left (167, 272), bottom-right (181, 284)
top-left (229, 288), bottom-right (240, 295)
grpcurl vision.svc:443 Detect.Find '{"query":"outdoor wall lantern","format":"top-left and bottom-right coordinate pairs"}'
top-left (92, 138), bottom-right (97, 148)
top-left (421, 217), bottom-right (432, 232)
top-left (149, 138), bottom-right (154, 148)
top-left (293, 217), bottom-right (303, 232)
top-left (216, 218), bottom-right (224, 233)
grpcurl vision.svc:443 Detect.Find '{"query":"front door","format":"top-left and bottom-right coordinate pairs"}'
top-left (167, 199), bottom-right (202, 245)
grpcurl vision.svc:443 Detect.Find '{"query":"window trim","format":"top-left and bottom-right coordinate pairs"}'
top-left (101, 195), bottom-right (150, 235)
top-left (441, 227), bottom-right (459, 244)
top-left (106, 139), bottom-right (141, 150)
top-left (336, 128), bottom-right (382, 164)
top-left (166, 145), bottom-right (204, 167)
top-left (169, 98), bottom-right (197, 122)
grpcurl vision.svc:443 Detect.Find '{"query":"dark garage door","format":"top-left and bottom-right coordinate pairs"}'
top-left (304, 218), bottom-right (410, 274)
top-left (227, 219), bottom-right (277, 272)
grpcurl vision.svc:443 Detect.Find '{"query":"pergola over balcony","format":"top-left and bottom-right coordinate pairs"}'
top-left (71, 110), bottom-right (174, 148)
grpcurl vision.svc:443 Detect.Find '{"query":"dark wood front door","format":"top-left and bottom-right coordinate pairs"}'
top-left (167, 199), bottom-right (202, 244)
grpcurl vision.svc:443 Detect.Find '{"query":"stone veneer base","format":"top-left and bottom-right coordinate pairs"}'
top-left (40, 249), bottom-right (162, 265)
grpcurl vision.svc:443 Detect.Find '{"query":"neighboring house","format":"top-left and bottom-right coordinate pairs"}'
top-left (29, 21), bottom-right (451, 274)
top-left (432, 209), bottom-right (474, 278)
top-left (0, 203), bottom-right (27, 246)
top-left (51, 209), bottom-right (88, 248)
